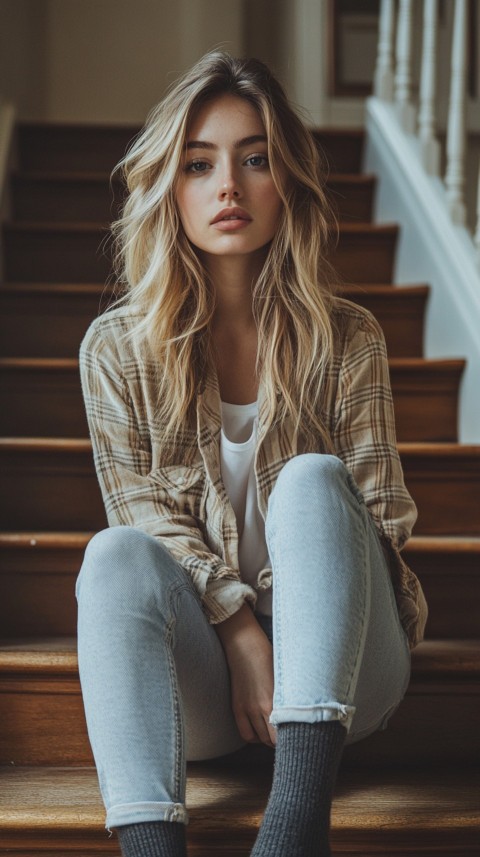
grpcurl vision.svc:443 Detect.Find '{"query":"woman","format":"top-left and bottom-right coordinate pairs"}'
top-left (76, 51), bottom-right (428, 857)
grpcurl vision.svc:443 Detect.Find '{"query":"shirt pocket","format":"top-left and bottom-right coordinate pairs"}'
top-left (150, 465), bottom-right (205, 517)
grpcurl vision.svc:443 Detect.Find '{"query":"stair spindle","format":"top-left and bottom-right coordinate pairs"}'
top-left (418, 0), bottom-right (441, 175)
top-left (394, 0), bottom-right (416, 133)
top-left (445, 0), bottom-right (468, 226)
top-left (374, 0), bottom-right (395, 101)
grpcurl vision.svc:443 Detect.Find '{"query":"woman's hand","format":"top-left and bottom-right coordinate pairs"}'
top-left (215, 603), bottom-right (276, 747)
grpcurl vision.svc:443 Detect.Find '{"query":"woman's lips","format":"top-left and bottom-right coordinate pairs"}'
top-left (211, 207), bottom-right (252, 230)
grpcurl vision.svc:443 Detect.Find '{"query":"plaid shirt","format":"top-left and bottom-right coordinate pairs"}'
top-left (80, 298), bottom-right (427, 649)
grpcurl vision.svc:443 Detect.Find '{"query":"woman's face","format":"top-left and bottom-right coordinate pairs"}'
top-left (176, 94), bottom-right (284, 263)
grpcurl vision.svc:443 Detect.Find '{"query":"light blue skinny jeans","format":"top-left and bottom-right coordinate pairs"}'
top-left (76, 454), bottom-right (411, 830)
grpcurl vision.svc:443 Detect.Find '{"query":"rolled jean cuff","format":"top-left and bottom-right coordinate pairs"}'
top-left (270, 702), bottom-right (356, 732)
top-left (106, 800), bottom-right (189, 830)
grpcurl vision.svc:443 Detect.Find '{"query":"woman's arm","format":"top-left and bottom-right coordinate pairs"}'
top-left (79, 316), bottom-right (256, 624)
top-left (215, 602), bottom-right (276, 747)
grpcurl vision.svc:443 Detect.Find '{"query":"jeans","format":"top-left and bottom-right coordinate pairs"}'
top-left (76, 454), bottom-right (411, 829)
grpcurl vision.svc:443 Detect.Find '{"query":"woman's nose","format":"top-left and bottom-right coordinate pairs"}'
top-left (218, 167), bottom-right (241, 199)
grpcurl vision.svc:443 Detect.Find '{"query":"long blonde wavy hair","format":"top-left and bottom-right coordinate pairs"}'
top-left (111, 51), bottom-right (339, 451)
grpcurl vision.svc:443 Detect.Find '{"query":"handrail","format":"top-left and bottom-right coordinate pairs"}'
top-left (374, 0), bottom-right (480, 267)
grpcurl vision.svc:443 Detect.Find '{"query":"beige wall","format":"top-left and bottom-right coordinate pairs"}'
top-left (1, 0), bottom-right (247, 124)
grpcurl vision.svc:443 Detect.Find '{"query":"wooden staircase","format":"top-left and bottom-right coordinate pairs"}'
top-left (0, 125), bottom-right (479, 855)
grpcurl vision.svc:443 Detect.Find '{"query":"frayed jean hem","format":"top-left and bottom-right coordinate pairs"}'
top-left (106, 801), bottom-right (189, 830)
top-left (270, 702), bottom-right (356, 732)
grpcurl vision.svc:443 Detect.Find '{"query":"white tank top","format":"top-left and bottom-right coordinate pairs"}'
top-left (220, 401), bottom-right (272, 615)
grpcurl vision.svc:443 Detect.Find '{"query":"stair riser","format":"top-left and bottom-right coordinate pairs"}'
top-left (0, 545), bottom-right (82, 637)
top-left (0, 451), bottom-right (107, 532)
top-left (344, 290), bottom-right (427, 358)
top-left (400, 454), bottom-right (480, 535)
top-left (18, 127), bottom-right (365, 176)
top-left (325, 181), bottom-right (374, 223)
top-left (313, 130), bottom-right (364, 173)
top-left (404, 548), bottom-right (480, 638)
top-left (12, 178), bottom-right (124, 224)
top-left (1, 367), bottom-right (459, 441)
top-left (1, 677), bottom-right (477, 767)
top-left (1, 449), bottom-right (478, 533)
top-left (390, 369), bottom-right (462, 442)
top-left (18, 126), bottom-right (137, 173)
top-left (0, 290), bottom-right (112, 358)
top-left (0, 289), bottom-right (426, 360)
top-left (3, 227), bottom-right (395, 285)
top-left (328, 231), bottom-right (397, 283)
top-left (13, 177), bottom-right (374, 224)
top-left (2, 545), bottom-right (478, 638)
top-left (3, 227), bottom-right (112, 283)
top-left (0, 370), bottom-right (88, 437)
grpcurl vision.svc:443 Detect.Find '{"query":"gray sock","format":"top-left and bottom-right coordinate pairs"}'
top-left (117, 821), bottom-right (187, 857)
top-left (251, 720), bottom-right (346, 857)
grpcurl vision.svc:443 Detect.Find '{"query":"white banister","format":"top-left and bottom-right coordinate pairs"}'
top-left (374, 0), bottom-right (395, 101)
top-left (394, 0), bottom-right (416, 133)
top-left (445, 0), bottom-right (468, 226)
top-left (418, 0), bottom-right (441, 175)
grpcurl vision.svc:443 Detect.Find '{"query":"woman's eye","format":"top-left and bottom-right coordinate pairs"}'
top-left (186, 160), bottom-right (210, 173)
top-left (245, 155), bottom-right (268, 168)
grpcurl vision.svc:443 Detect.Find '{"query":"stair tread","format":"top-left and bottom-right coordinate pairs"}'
top-left (0, 532), bottom-right (94, 549)
top-left (0, 356), bottom-right (464, 371)
top-left (0, 764), bottom-right (478, 835)
top-left (2, 531), bottom-right (479, 552)
top-left (1, 637), bottom-right (478, 677)
top-left (0, 437), bottom-right (92, 451)
top-left (3, 438), bottom-right (480, 454)
top-left (405, 535), bottom-right (480, 552)
top-left (397, 442), bottom-right (480, 456)
top-left (0, 282), bottom-right (113, 294)
top-left (0, 357), bottom-right (79, 370)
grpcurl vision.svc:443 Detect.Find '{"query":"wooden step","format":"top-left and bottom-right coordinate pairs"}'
top-left (17, 123), bottom-right (138, 173)
top-left (341, 284), bottom-right (428, 358)
top-left (3, 222), bottom-right (398, 285)
top-left (3, 533), bottom-right (477, 640)
top-left (1, 440), bottom-right (478, 534)
top-left (328, 223), bottom-right (399, 284)
top-left (0, 764), bottom-right (478, 855)
top-left (0, 439), bottom-right (107, 532)
top-left (398, 443), bottom-right (480, 535)
top-left (0, 283), bottom-right (427, 360)
top-left (1, 357), bottom-right (461, 441)
top-left (326, 174), bottom-right (376, 223)
top-left (11, 171), bottom-right (124, 223)
top-left (0, 638), bottom-right (478, 767)
top-left (12, 171), bottom-right (374, 224)
top-left (0, 283), bottom-right (114, 358)
top-left (17, 124), bottom-right (364, 177)
top-left (0, 358), bottom-right (88, 437)
top-left (388, 358), bottom-right (464, 442)
top-left (3, 222), bottom-right (112, 283)
top-left (0, 533), bottom-right (92, 637)
top-left (403, 537), bottom-right (480, 638)
top-left (313, 128), bottom-right (365, 173)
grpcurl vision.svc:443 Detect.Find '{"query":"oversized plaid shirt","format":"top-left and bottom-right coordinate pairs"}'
top-left (79, 298), bottom-right (428, 649)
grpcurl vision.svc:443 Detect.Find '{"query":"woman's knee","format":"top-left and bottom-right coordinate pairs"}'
top-left (76, 526), bottom-right (178, 607)
top-left (273, 454), bottom-right (348, 500)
